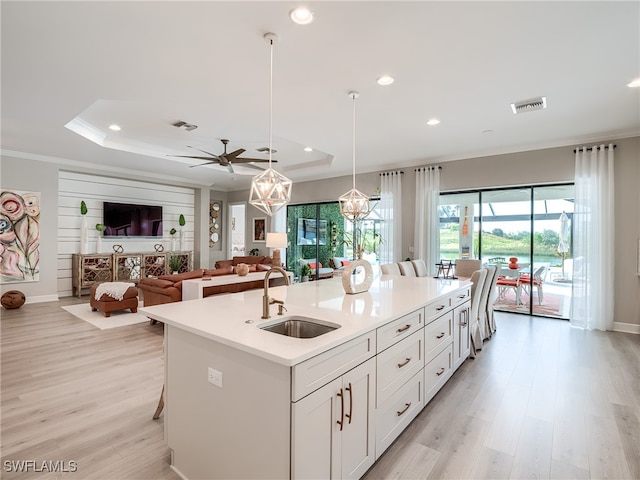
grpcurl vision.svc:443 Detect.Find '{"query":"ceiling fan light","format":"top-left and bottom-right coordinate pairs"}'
top-left (339, 188), bottom-right (371, 222)
top-left (249, 167), bottom-right (293, 216)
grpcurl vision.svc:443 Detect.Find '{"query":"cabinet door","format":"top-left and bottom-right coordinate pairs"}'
top-left (340, 358), bottom-right (375, 480)
top-left (291, 358), bottom-right (375, 480)
top-left (453, 301), bottom-right (470, 370)
top-left (292, 377), bottom-right (341, 480)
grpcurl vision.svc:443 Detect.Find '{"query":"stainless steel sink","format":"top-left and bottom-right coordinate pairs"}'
top-left (259, 316), bottom-right (340, 339)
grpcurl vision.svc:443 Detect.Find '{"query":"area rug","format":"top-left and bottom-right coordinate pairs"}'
top-left (494, 290), bottom-right (566, 317)
top-left (62, 302), bottom-right (148, 330)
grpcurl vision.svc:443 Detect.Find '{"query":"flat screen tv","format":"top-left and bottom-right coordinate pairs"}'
top-left (103, 202), bottom-right (163, 237)
top-left (296, 218), bottom-right (327, 246)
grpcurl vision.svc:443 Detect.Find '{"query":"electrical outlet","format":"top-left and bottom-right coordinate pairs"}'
top-left (208, 367), bottom-right (223, 388)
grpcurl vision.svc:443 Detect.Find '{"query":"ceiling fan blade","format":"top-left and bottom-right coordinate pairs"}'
top-left (242, 163), bottom-right (266, 171)
top-left (188, 161), bottom-right (218, 168)
top-left (170, 155), bottom-right (221, 162)
top-left (187, 146), bottom-right (221, 159)
top-left (227, 163), bottom-right (234, 174)
top-left (225, 148), bottom-right (246, 160)
top-left (232, 157), bottom-right (276, 164)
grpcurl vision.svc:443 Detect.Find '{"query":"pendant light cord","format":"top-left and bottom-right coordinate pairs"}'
top-left (352, 93), bottom-right (356, 190)
top-left (269, 38), bottom-right (274, 168)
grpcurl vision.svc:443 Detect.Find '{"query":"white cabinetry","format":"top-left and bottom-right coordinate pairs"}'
top-left (292, 358), bottom-right (375, 480)
top-left (453, 302), bottom-right (471, 370)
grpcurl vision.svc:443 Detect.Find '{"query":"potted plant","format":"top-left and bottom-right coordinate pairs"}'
top-left (178, 214), bottom-right (186, 250)
top-left (169, 255), bottom-right (182, 274)
top-left (169, 227), bottom-right (177, 251)
top-left (95, 223), bottom-right (106, 253)
top-left (79, 201), bottom-right (89, 254)
top-left (301, 263), bottom-right (312, 282)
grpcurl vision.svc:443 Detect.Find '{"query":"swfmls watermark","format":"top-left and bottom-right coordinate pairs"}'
top-left (3, 460), bottom-right (78, 473)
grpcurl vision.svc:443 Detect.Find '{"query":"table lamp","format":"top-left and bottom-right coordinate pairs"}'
top-left (266, 232), bottom-right (287, 267)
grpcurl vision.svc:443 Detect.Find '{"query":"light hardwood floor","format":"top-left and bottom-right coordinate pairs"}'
top-left (2, 297), bottom-right (639, 479)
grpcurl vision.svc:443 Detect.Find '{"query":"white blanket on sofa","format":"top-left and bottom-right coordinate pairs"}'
top-left (95, 282), bottom-right (135, 301)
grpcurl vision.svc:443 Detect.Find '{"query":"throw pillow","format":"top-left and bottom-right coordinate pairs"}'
top-left (341, 260), bottom-right (351, 266)
top-left (309, 262), bottom-right (322, 269)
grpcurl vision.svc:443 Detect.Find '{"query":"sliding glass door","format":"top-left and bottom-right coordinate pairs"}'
top-left (439, 184), bottom-right (574, 318)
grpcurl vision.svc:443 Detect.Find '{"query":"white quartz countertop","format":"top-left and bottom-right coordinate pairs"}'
top-left (141, 274), bottom-right (470, 366)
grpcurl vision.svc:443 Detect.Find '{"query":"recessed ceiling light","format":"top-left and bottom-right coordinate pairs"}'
top-left (377, 75), bottom-right (394, 86)
top-left (627, 78), bottom-right (640, 88)
top-left (304, 146), bottom-right (313, 152)
top-left (108, 124), bottom-right (121, 131)
top-left (426, 118), bottom-right (440, 126)
top-left (289, 7), bottom-right (314, 25)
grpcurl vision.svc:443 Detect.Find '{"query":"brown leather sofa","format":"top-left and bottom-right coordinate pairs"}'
top-left (138, 256), bottom-right (280, 307)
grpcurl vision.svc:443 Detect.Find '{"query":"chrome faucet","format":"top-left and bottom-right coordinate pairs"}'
top-left (262, 266), bottom-right (290, 319)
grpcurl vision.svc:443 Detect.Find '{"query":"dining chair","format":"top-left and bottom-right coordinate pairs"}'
top-left (469, 268), bottom-right (487, 357)
top-left (454, 259), bottom-right (481, 278)
top-left (476, 265), bottom-right (496, 340)
top-left (380, 263), bottom-right (401, 275)
top-left (520, 265), bottom-right (547, 304)
top-left (496, 271), bottom-right (522, 304)
top-left (410, 259), bottom-right (429, 277)
top-left (397, 261), bottom-right (417, 277)
top-left (484, 265), bottom-right (500, 337)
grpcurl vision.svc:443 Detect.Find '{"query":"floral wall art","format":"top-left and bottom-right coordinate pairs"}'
top-left (0, 190), bottom-right (40, 283)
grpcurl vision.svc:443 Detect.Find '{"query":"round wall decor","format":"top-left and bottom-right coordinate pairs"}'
top-left (154, 243), bottom-right (165, 252)
top-left (113, 244), bottom-right (124, 253)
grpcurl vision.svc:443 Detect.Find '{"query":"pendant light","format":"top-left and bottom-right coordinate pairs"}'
top-left (339, 91), bottom-right (371, 222)
top-left (249, 32), bottom-right (292, 216)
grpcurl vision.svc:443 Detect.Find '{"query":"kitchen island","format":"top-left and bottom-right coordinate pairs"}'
top-left (142, 274), bottom-right (471, 480)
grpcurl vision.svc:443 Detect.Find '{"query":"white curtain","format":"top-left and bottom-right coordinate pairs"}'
top-left (570, 144), bottom-right (615, 331)
top-left (272, 207), bottom-right (287, 264)
top-left (379, 171), bottom-right (402, 264)
top-left (414, 167), bottom-right (440, 275)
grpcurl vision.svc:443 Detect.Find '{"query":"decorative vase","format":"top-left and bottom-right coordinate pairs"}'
top-left (80, 216), bottom-right (88, 254)
top-left (96, 235), bottom-right (102, 254)
top-left (179, 229), bottom-right (185, 251)
top-left (236, 263), bottom-right (249, 276)
top-left (342, 258), bottom-right (373, 295)
top-left (508, 257), bottom-right (519, 269)
top-left (170, 236), bottom-right (176, 252)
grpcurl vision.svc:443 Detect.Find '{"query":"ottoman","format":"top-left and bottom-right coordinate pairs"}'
top-left (90, 283), bottom-right (139, 317)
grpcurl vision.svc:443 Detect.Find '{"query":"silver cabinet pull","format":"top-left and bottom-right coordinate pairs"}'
top-left (396, 402), bottom-right (411, 416)
top-left (436, 332), bottom-right (445, 339)
top-left (435, 305), bottom-right (446, 311)
top-left (436, 367), bottom-right (445, 376)
top-left (397, 357), bottom-right (412, 368)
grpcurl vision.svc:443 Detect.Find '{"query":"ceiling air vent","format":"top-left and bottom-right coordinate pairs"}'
top-left (510, 96), bottom-right (547, 114)
top-left (171, 120), bottom-right (198, 131)
top-left (256, 147), bottom-right (277, 154)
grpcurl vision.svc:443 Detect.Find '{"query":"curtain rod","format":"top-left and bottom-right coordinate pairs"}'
top-left (573, 144), bottom-right (616, 153)
top-left (414, 166), bottom-right (442, 171)
top-left (379, 170), bottom-right (404, 176)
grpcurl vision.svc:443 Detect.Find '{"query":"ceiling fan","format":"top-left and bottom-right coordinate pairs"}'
top-left (170, 139), bottom-right (276, 174)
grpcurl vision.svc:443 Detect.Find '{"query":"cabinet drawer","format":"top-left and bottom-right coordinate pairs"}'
top-left (450, 287), bottom-right (471, 308)
top-left (292, 332), bottom-right (375, 401)
top-left (375, 370), bottom-right (423, 456)
top-left (425, 297), bottom-right (451, 323)
top-left (376, 330), bottom-right (423, 406)
top-left (424, 343), bottom-right (453, 404)
top-left (424, 310), bottom-right (453, 363)
top-left (377, 308), bottom-right (424, 352)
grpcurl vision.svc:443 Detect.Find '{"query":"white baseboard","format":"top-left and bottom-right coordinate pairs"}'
top-left (612, 322), bottom-right (640, 334)
top-left (25, 294), bottom-right (59, 304)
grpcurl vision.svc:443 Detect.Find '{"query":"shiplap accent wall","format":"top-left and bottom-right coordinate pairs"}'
top-left (58, 171), bottom-right (195, 296)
